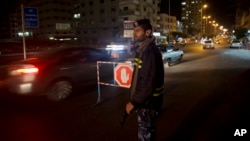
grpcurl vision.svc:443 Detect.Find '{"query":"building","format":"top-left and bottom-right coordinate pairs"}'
top-left (2, 0), bottom-right (160, 46)
top-left (235, 0), bottom-right (250, 29)
top-left (73, 0), bottom-right (161, 44)
top-left (157, 13), bottom-right (177, 37)
top-left (181, 0), bottom-right (205, 35)
top-left (1, 0), bottom-right (164, 46)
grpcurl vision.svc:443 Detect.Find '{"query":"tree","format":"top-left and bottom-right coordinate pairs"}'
top-left (234, 27), bottom-right (248, 39)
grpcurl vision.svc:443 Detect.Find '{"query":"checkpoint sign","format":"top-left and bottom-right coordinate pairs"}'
top-left (114, 63), bottom-right (133, 88)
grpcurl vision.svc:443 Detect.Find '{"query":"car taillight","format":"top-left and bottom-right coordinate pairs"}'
top-left (8, 65), bottom-right (39, 76)
top-left (17, 68), bottom-right (39, 74)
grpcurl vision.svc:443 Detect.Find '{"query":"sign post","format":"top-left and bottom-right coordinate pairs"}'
top-left (123, 21), bottom-right (135, 53)
top-left (21, 4), bottom-right (26, 60)
top-left (21, 5), bottom-right (39, 60)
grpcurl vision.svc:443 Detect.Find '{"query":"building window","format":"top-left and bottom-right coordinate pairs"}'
top-left (90, 20), bottom-right (95, 25)
top-left (100, 9), bottom-right (105, 13)
top-left (100, 19), bottom-right (105, 23)
top-left (100, 0), bottom-right (104, 3)
top-left (89, 2), bottom-right (93, 5)
top-left (81, 21), bottom-right (86, 26)
top-left (111, 8), bottom-right (116, 13)
top-left (111, 18), bottom-right (116, 22)
top-left (123, 7), bottom-right (128, 10)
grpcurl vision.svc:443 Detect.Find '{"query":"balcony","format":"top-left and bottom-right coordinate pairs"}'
top-left (120, 10), bottom-right (140, 16)
top-left (119, 0), bottom-right (139, 5)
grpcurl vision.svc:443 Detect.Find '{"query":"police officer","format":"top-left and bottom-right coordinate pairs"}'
top-left (125, 19), bottom-right (164, 141)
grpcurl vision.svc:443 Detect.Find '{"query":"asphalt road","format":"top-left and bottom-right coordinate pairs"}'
top-left (0, 42), bottom-right (250, 141)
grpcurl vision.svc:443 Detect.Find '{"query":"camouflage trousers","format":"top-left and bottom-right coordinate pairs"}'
top-left (137, 108), bottom-right (159, 141)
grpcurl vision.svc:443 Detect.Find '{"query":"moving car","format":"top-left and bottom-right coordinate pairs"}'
top-left (230, 40), bottom-right (242, 48)
top-left (214, 39), bottom-right (220, 44)
top-left (0, 47), bottom-right (113, 101)
top-left (203, 40), bottom-right (215, 49)
top-left (157, 44), bottom-right (184, 66)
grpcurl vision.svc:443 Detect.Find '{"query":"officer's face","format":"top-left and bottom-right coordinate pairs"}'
top-left (133, 26), bottom-right (151, 42)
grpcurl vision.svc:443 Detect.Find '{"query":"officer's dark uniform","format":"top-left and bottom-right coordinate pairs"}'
top-left (130, 36), bottom-right (164, 141)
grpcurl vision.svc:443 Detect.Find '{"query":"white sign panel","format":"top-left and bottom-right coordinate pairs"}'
top-left (56, 23), bottom-right (71, 30)
top-left (123, 30), bottom-right (134, 38)
top-left (123, 21), bottom-right (134, 38)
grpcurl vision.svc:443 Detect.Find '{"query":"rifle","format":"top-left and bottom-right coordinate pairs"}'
top-left (120, 110), bottom-right (128, 129)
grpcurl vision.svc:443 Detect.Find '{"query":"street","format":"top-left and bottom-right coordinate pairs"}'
top-left (0, 42), bottom-right (250, 141)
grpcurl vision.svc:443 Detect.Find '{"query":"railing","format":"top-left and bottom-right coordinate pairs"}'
top-left (119, 0), bottom-right (139, 5)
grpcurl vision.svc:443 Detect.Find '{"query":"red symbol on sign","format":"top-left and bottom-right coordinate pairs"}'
top-left (114, 63), bottom-right (133, 88)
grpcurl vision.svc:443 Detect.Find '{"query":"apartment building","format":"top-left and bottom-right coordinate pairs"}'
top-left (74, 0), bottom-right (160, 44)
top-left (1, 0), bottom-right (168, 45)
top-left (23, 0), bottom-right (74, 41)
top-left (157, 13), bottom-right (177, 36)
top-left (181, 0), bottom-right (205, 34)
top-left (235, 0), bottom-right (250, 29)
top-left (9, 0), bottom-right (159, 45)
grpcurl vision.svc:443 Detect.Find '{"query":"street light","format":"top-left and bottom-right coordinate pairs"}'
top-left (213, 23), bottom-right (219, 34)
top-left (208, 20), bottom-right (216, 34)
top-left (203, 15), bottom-right (211, 34)
top-left (200, 4), bottom-right (207, 34)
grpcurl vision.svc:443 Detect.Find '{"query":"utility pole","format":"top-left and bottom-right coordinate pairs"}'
top-left (168, 0), bottom-right (170, 42)
top-left (21, 4), bottom-right (27, 60)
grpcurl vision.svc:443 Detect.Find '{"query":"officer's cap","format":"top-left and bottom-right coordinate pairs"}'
top-left (134, 19), bottom-right (152, 31)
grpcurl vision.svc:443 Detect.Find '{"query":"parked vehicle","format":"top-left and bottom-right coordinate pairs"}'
top-left (230, 40), bottom-right (242, 48)
top-left (157, 44), bottom-right (184, 66)
top-left (0, 47), bottom-right (113, 101)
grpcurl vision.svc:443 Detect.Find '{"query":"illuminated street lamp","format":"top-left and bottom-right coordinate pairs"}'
top-left (214, 23), bottom-right (219, 34)
top-left (209, 20), bottom-right (217, 34)
top-left (200, 4), bottom-right (207, 34)
top-left (203, 15), bottom-right (211, 34)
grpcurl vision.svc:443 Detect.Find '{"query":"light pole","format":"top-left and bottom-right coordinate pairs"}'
top-left (203, 15), bottom-right (211, 34)
top-left (213, 23), bottom-right (219, 35)
top-left (168, 0), bottom-right (170, 42)
top-left (200, 4), bottom-right (207, 34)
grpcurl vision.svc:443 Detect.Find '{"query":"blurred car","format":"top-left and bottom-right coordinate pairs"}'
top-left (0, 47), bottom-right (112, 101)
top-left (179, 39), bottom-right (186, 46)
top-left (214, 39), bottom-right (220, 44)
top-left (230, 40), bottom-right (242, 48)
top-left (168, 40), bottom-right (176, 45)
top-left (203, 40), bottom-right (215, 49)
top-left (157, 44), bottom-right (184, 66)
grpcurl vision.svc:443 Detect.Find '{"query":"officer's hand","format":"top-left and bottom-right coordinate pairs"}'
top-left (126, 102), bottom-right (134, 115)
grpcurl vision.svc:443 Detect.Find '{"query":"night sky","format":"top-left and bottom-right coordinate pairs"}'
top-left (1, 0), bottom-right (237, 29)
top-left (160, 0), bottom-right (237, 29)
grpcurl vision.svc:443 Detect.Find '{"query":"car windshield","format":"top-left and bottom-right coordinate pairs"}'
top-left (204, 41), bottom-right (212, 43)
top-left (232, 40), bottom-right (240, 43)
